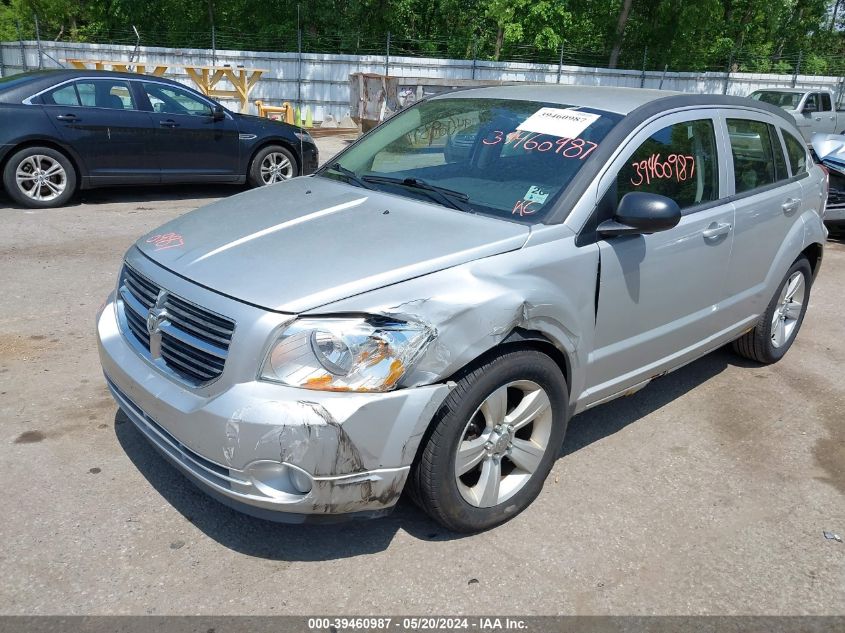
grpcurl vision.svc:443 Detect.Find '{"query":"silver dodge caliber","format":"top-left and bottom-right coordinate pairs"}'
top-left (97, 85), bottom-right (828, 532)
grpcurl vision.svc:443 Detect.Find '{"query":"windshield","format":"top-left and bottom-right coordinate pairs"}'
top-left (749, 91), bottom-right (802, 109)
top-left (319, 98), bottom-right (622, 223)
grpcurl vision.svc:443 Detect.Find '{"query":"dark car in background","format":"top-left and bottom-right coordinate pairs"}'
top-left (0, 70), bottom-right (318, 208)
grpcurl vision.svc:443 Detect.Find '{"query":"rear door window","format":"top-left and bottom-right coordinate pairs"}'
top-left (43, 83), bottom-right (80, 106)
top-left (74, 80), bottom-right (135, 110)
top-left (727, 119), bottom-right (783, 193)
top-left (616, 119), bottom-right (719, 210)
top-left (783, 132), bottom-right (808, 176)
top-left (768, 125), bottom-right (789, 182)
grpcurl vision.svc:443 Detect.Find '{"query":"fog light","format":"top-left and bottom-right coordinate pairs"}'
top-left (288, 467), bottom-right (313, 494)
top-left (247, 461), bottom-right (312, 498)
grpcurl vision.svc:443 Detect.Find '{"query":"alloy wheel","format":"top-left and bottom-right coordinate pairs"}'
top-left (454, 380), bottom-right (553, 508)
top-left (770, 271), bottom-right (806, 348)
top-left (15, 155), bottom-right (67, 202)
top-left (260, 152), bottom-right (293, 184)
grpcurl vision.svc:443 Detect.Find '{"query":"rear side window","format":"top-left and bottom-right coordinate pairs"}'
top-left (44, 84), bottom-right (79, 106)
top-left (783, 132), bottom-right (808, 176)
top-left (616, 119), bottom-right (719, 210)
top-left (727, 119), bottom-right (786, 193)
top-left (74, 80), bottom-right (135, 110)
top-left (768, 125), bottom-right (789, 182)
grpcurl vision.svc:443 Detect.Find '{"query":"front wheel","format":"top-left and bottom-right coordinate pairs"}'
top-left (247, 145), bottom-right (298, 187)
top-left (410, 349), bottom-right (569, 532)
top-left (2, 146), bottom-right (77, 209)
top-left (732, 256), bottom-right (812, 363)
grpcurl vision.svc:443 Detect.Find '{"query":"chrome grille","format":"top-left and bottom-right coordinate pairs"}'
top-left (119, 265), bottom-right (235, 386)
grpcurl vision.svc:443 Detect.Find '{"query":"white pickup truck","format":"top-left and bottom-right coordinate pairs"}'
top-left (749, 88), bottom-right (845, 142)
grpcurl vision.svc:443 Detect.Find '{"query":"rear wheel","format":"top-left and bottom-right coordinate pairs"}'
top-left (732, 256), bottom-right (812, 364)
top-left (410, 349), bottom-right (568, 532)
top-left (247, 145), bottom-right (298, 187)
top-left (2, 146), bottom-right (77, 209)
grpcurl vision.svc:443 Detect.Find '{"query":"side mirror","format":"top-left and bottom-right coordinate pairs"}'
top-left (802, 102), bottom-right (818, 114)
top-left (212, 105), bottom-right (225, 122)
top-left (597, 192), bottom-right (681, 238)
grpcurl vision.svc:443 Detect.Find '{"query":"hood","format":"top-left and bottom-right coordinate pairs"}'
top-left (136, 177), bottom-right (530, 313)
top-left (811, 133), bottom-right (845, 176)
top-left (233, 112), bottom-right (301, 134)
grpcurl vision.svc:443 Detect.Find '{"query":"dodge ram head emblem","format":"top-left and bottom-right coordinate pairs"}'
top-left (146, 292), bottom-right (169, 359)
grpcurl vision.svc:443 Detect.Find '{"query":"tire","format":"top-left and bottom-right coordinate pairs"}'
top-left (247, 145), bottom-right (298, 187)
top-left (410, 348), bottom-right (569, 532)
top-left (2, 146), bottom-right (77, 209)
top-left (732, 256), bottom-right (812, 364)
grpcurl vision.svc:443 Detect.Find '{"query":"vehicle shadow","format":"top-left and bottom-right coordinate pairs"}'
top-left (114, 345), bottom-right (756, 560)
top-left (560, 346), bottom-right (756, 457)
top-left (114, 409), bottom-right (440, 561)
top-left (77, 184), bottom-right (244, 205)
top-left (0, 184), bottom-right (242, 210)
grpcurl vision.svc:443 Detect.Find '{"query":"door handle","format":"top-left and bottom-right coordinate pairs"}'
top-left (814, 116), bottom-right (822, 121)
top-left (782, 198), bottom-right (801, 214)
top-left (159, 120), bottom-right (179, 128)
top-left (702, 222), bottom-right (732, 239)
top-left (55, 113), bottom-right (78, 121)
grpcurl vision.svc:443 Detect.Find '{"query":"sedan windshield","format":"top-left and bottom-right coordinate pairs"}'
top-left (320, 98), bottom-right (622, 223)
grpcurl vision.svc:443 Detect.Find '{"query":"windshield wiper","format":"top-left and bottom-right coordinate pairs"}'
top-left (361, 175), bottom-right (472, 212)
top-left (325, 163), bottom-right (374, 190)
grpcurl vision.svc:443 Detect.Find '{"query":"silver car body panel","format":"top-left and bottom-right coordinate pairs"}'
top-left (812, 133), bottom-right (845, 222)
top-left (98, 249), bottom-right (451, 518)
top-left (812, 133), bottom-right (845, 169)
top-left (97, 86), bottom-right (827, 520)
top-left (134, 177), bottom-right (530, 313)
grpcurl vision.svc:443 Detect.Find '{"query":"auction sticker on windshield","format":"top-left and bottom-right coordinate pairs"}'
top-left (524, 186), bottom-right (551, 204)
top-left (517, 107), bottom-right (601, 139)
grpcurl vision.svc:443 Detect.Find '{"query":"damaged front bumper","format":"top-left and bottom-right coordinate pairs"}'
top-left (96, 270), bottom-right (450, 523)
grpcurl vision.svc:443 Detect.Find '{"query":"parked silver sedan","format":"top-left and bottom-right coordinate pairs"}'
top-left (97, 85), bottom-right (827, 532)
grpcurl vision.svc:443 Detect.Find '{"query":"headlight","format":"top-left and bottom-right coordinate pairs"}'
top-left (294, 131), bottom-right (313, 144)
top-left (260, 316), bottom-right (435, 392)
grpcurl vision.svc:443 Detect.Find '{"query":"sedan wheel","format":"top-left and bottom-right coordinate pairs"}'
top-left (18, 155), bottom-right (68, 201)
top-left (260, 152), bottom-right (293, 184)
top-left (2, 147), bottom-right (77, 209)
top-left (455, 380), bottom-right (553, 508)
top-left (248, 145), bottom-right (299, 188)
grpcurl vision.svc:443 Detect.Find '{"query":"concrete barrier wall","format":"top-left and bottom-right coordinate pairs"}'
top-left (1, 39), bottom-right (843, 121)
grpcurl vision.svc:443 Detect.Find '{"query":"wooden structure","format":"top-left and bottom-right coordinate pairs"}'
top-left (184, 66), bottom-right (267, 113)
top-left (65, 59), bottom-right (267, 113)
top-left (308, 126), bottom-right (360, 138)
top-left (66, 59), bottom-right (168, 76)
top-left (255, 99), bottom-right (294, 124)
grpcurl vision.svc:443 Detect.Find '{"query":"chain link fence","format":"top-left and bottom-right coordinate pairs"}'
top-left (2, 15), bottom-right (844, 117)
top-left (7, 10), bottom-right (845, 75)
